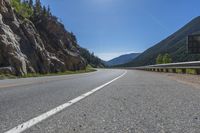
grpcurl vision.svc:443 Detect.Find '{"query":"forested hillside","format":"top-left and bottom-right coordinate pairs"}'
top-left (106, 53), bottom-right (140, 66)
top-left (122, 17), bottom-right (200, 67)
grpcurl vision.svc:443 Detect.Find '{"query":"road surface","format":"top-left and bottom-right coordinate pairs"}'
top-left (0, 69), bottom-right (200, 133)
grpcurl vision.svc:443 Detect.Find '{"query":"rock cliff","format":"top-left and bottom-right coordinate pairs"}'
top-left (0, 0), bottom-right (87, 76)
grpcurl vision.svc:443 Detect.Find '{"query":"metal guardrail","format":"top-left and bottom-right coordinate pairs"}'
top-left (128, 61), bottom-right (200, 74)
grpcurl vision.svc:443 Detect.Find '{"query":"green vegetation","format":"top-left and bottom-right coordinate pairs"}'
top-left (121, 17), bottom-right (200, 67)
top-left (156, 54), bottom-right (163, 64)
top-left (11, 0), bottom-right (51, 19)
top-left (21, 66), bottom-right (96, 78)
top-left (11, 0), bottom-right (33, 18)
top-left (22, 70), bottom-right (96, 78)
top-left (68, 33), bottom-right (105, 68)
top-left (186, 69), bottom-right (198, 75)
top-left (156, 53), bottom-right (172, 64)
top-left (163, 54), bottom-right (172, 64)
top-left (146, 67), bottom-right (200, 75)
top-left (79, 48), bottom-right (105, 68)
top-left (176, 69), bottom-right (185, 74)
top-left (0, 74), bottom-right (16, 80)
top-left (174, 68), bottom-right (199, 74)
top-left (10, 0), bottom-right (105, 71)
top-left (0, 66), bottom-right (96, 79)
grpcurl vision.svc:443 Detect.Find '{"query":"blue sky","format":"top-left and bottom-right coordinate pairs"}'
top-left (41, 0), bottom-right (200, 61)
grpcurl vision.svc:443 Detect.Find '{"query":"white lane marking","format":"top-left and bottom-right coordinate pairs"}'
top-left (5, 70), bottom-right (127, 133)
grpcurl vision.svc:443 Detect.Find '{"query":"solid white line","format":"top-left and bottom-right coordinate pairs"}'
top-left (5, 70), bottom-right (127, 133)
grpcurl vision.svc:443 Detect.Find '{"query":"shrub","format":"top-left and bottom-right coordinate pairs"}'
top-left (11, 0), bottom-right (33, 18)
top-left (156, 53), bottom-right (172, 64)
top-left (156, 54), bottom-right (163, 64)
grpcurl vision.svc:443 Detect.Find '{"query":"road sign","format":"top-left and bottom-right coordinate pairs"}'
top-left (187, 34), bottom-right (200, 54)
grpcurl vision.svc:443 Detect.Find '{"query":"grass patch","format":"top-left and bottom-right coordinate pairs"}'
top-left (0, 74), bottom-right (17, 80)
top-left (186, 69), bottom-right (198, 75)
top-left (0, 66), bottom-right (96, 79)
top-left (176, 69), bottom-right (183, 73)
top-left (176, 69), bottom-right (186, 74)
top-left (21, 68), bottom-right (96, 78)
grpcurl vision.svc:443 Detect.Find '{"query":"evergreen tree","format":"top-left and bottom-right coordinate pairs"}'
top-left (163, 53), bottom-right (172, 64)
top-left (35, 0), bottom-right (42, 15)
top-left (28, 0), bottom-right (33, 7)
top-left (70, 32), bottom-right (77, 43)
top-left (156, 54), bottom-right (163, 64)
top-left (42, 6), bottom-right (47, 16)
top-left (47, 5), bottom-right (51, 16)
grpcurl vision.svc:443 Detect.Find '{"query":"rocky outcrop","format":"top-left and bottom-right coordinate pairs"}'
top-left (33, 15), bottom-right (86, 71)
top-left (0, 0), bottom-right (86, 76)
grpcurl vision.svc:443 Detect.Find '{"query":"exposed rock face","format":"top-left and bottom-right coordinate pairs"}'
top-left (0, 0), bottom-right (86, 76)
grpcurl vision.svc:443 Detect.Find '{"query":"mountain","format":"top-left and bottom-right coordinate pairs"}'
top-left (122, 16), bottom-right (200, 67)
top-left (0, 0), bottom-right (104, 76)
top-left (106, 53), bottom-right (140, 66)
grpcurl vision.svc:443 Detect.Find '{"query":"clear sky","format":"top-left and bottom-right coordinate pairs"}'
top-left (41, 0), bottom-right (200, 61)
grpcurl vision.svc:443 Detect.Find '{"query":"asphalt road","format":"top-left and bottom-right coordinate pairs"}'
top-left (1, 69), bottom-right (200, 133)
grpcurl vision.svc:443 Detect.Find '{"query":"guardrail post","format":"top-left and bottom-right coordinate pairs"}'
top-left (186, 68), bottom-right (200, 75)
top-left (176, 68), bottom-right (186, 74)
top-left (132, 61), bottom-right (200, 75)
top-left (163, 68), bottom-right (168, 73)
top-left (197, 69), bottom-right (200, 74)
top-left (168, 69), bottom-right (173, 73)
top-left (183, 69), bottom-right (186, 74)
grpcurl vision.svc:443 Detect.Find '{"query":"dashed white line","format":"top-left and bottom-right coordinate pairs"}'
top-left (5, 70), bottom-right (127, 133)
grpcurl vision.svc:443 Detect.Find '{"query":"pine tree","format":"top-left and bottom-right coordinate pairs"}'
top-left (35, 0), bottom-right (42, 14)
top-left (42, 6), bottom-right (47, 16)
top-left (47, 5), bottom-right (51, 16)
top-left (163, 53), bottom-right (172, 64)
top-left (28, 0), bottom-right (33, 7)
top-left (156, 54), bottom-right (163, 64)
top-left (70, 32), bottom-right (77, 43)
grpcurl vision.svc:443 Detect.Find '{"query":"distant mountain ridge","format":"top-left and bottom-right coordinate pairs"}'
top-left (106, 53), bottom-right (140, 66)
top-left (121, 16), bottom-right (200, 67)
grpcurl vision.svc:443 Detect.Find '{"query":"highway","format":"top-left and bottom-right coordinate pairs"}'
top-left (1, 69), bottom-right (200, 133)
